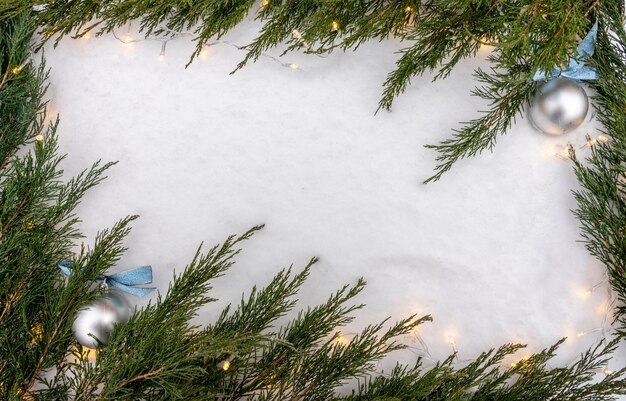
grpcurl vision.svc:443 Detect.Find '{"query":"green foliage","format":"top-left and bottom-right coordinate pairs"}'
top-left (1, 4), bottom-right (626, 401)
top-left (341, 338), bottom-right (626, 401)
top-left (573, 1), bottom-right (626, 333)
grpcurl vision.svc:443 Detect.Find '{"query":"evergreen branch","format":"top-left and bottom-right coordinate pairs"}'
top-left (573, 4), bottom-right (626, 332)
top-left (423, 66), bottom-right (535, 183)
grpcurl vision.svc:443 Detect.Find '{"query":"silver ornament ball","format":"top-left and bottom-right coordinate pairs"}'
top-left (72, 291), bottom-right (131, 348)
top-left (528, 78), bottom-right (589, 135)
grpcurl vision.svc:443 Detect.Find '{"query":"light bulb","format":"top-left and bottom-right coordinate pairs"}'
top-left (222, 360), bottom-right (231, 371)
top-left (336, 336), bottom-right (348, 345)
top-left (31, 323), bottom-right (44, 341)
top-left (81, 346), bottom-right (97, 360)
top-left (331, 20), bottom-right (340, 31)
top-left (289, 63), bottom-right (299, 69)
top-left (260, 0), bottom-right (269, 8)
top-left (598, 134), bottom-right (609, 143)
top-left (405, 6), bottom-right (413, 13)
top-left (35, 134), bottom-right (44, 142)
top-left (159, 42), bottom-right (166, 61)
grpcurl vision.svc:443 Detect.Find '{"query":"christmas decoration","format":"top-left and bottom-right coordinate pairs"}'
top-left (528, 78), bottom-right (589, 135)
top-left (58, 261), bottom-right (154, 347)
top-left (528, 21), bottom-right (598, 135)
top-left (58, 261), bottom-right (156, 297)
top-left (71, 290), bottom-right (131, 348)
top-left (532, 21), bottom-right (599, 82)
top-left (1, 4), bottom-right (625, 401)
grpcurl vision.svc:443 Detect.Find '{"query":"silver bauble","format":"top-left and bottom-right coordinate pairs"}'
top-left (72, 291), bottom-right (131, 348)
top-left (528, 78), bottom-right (589, 135)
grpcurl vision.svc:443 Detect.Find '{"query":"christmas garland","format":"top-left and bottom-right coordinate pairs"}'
top-left (1, 1), bottom-right (625, 400)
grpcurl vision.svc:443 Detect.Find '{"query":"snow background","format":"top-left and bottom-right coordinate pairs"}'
top-left (38, 15), bottom-right (624, 378)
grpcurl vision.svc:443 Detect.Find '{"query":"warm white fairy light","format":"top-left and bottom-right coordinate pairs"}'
top-left (217, 356), bottom-right (234, 371)
top-left (292, 29), bottom-right (302, 39)
top-left (331, 20), bottom-right (340, 31)
top-left (159, 42), bottom-right (166, 61)
top-left (35, 134), bottom-right (44, 142)
top-left (576, 328), bottom-right (602, 337)
top-left (335, 335), bottom-right (349, 346)
top-left (585, 275), bottom-right (607, 295)
top-left (582, 138), bottom-right (597, 148)
top-left (11, 60), bottom-right (28, 76)
top-left (511, 356), bottom-right (529, 368)
top-left (81, 346), bottom-right (97, 361)
top-left (260, 0), bottom-right (270, 9)
top-left (597, 134), bottom-right (609, 143)
top-left (554, 144), bottom-right (574, 159)
top-left (446, 334), bottom-right (458, 354)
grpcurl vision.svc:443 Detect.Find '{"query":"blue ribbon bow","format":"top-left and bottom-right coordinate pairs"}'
top-left (533, 21), bottom-right (598, 82)
top-left (59, 261), bottom-right (156, 297)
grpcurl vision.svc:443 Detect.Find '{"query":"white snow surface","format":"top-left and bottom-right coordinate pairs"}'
top-left (39, 18), bottom-right (625, 378)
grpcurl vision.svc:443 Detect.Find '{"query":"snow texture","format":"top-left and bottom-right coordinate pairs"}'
top-left (39, 17), bottom-right (624, 377)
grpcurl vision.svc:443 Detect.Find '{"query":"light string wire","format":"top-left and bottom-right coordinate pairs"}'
top-left (110, 22), bottom-right (302, 70)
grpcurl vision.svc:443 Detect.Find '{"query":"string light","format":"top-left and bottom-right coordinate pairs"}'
top-left (260, 0), bottom-right (269, 9)
top-left (81, 346), bottom-right (97, 361)
top-left (11, 60), bottom-right (28, 76)
top-left (331, 20), bottom-right (340, 31)
top-left (597, 134), bottom-right (609, 143)
top-left (576, 328), bottom-right (602, 337)
top-left (15, 388), bottom-right (33, 401)
top-left (405, 6), bottom-right (413, 13)
top-left (159, 42), bottom-right (166, 61)
top-left (199, 46), bottom-right (209, 59)
top-left (511, 356), bottom-right (529, 368)
top-left (554, 144), bottom-right (573, 159)
top-left (584, 276), bottom-right (607, 296)
top-left (581, 138), bottom-right (597, 148)
top-left (335, 335), bottom-right (349, 346)
top-left (292, 29), bottom-right (303, 39)
top-left (602, 367), bottom-right (614, 375)
top-left (446, 334), bottom-right (458, 354)
top-left (112, 27), bottom-right (300, 70)
top-left (217, 356), bottom-right (234, 371)
top-left (31, 323), bottom-right (44, 342)
top-left (35, 134), bottom-right (44, 142)
top-left (124, 23), bottom-right (132, 42)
